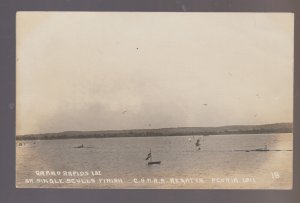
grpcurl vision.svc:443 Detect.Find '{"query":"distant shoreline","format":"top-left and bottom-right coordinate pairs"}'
top-left (16, 123), bottom-right (292, 141)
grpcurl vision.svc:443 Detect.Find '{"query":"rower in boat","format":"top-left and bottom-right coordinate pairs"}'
top-left (145, 149), bottom-right (161, 165)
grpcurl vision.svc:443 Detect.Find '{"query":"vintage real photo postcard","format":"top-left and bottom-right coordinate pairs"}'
top-left (16, 12), bottom-right (293, 189)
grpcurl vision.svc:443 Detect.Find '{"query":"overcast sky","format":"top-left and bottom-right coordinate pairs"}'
top-left (16, 12), bottom-right (293, 135)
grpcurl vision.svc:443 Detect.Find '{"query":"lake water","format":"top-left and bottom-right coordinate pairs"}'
top-left (16, 133), bottom-right (292, 189)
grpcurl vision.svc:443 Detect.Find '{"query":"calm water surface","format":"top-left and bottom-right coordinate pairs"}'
top-left (16, 133), bottom-right (292, 189)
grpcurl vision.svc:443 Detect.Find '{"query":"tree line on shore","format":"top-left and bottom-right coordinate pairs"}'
top-left (16, 122), bottom-right (292, 140)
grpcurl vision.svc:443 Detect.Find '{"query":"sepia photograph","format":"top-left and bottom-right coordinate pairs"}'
top-left (16, 12), bottom-right (293, 189)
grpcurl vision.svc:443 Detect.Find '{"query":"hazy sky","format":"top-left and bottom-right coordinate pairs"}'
top-left (16, 12), bottom-right (293, 135)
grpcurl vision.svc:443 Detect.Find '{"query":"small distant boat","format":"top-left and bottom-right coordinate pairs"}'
top-left (255, 145), bottom-right (269, 151)
top-left (74, 144), bottom-right (84, 148)
top-left (145, 149), bottom-right (161, 165)
top-left (195, 139), bottom-right (200, 147)
top-left (148, 161), bottom-right (161, 165)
